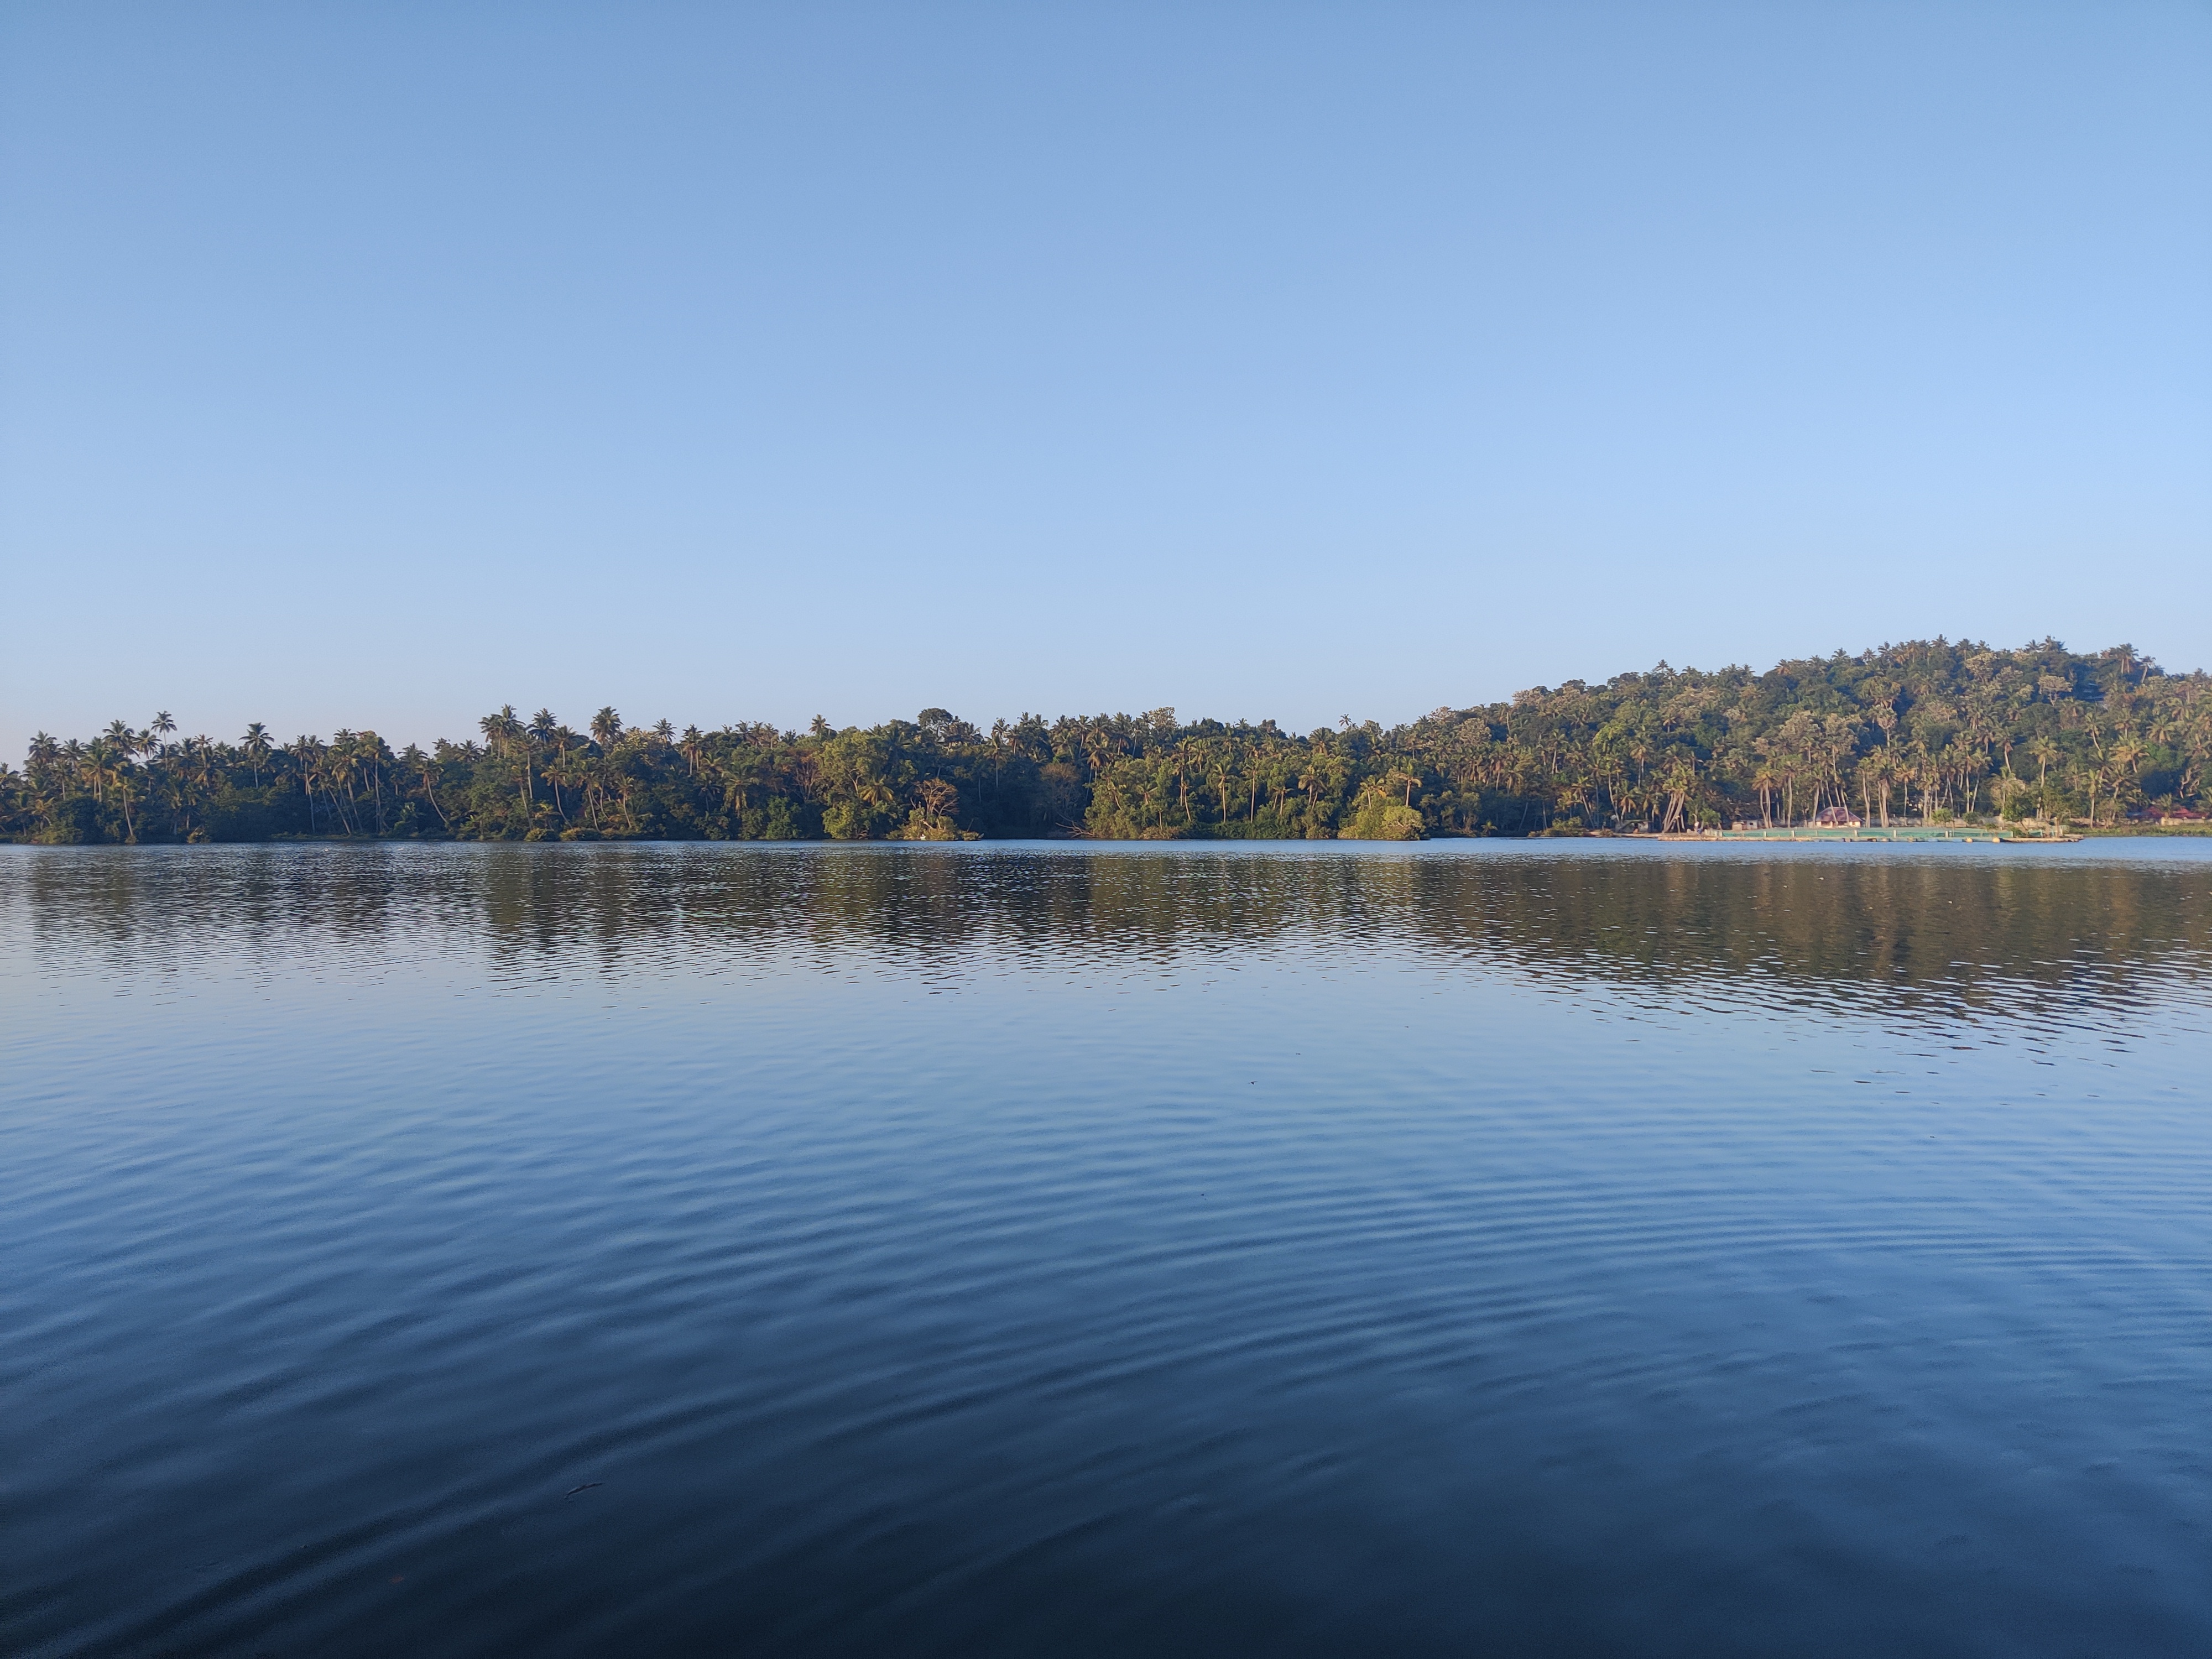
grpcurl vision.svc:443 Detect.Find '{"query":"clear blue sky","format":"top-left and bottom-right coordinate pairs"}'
top-left (3, 2), bottom-right (2207, 753)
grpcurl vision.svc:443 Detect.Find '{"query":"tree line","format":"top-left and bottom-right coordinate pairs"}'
top-left (6, 639), bottom-right (2206, 845)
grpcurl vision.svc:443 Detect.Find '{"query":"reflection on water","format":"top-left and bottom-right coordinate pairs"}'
top-left (2, 842), bottom-right (2209, 1657)
top-left (22, 839), bottom-right (2212, 1012)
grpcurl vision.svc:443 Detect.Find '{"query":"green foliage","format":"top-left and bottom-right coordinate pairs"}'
top-left (1342, 799), bottom-right (1425, 841)
top-left (6, 641), bottom-right (2207, 844)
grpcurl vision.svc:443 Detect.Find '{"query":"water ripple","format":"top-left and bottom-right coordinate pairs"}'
top-left (2, 842), bottom-right (2208, 1656)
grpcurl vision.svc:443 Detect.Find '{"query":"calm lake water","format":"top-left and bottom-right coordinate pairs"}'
top-left (4, 841), bottom-right (2209, 1656)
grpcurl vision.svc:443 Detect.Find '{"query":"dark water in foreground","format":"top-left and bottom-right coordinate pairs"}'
top-left (3, 841), bottom-right (2208, 1657)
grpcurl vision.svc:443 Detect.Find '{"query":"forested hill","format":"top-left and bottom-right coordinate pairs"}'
top-left (7, 639), bottom-right (2207, 845)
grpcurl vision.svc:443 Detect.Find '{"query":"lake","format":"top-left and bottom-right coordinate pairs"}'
top-left (3, 841), bottom-right (2208, 1656)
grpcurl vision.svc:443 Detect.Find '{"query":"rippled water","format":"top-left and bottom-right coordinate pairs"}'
top-left (4, 841), bottom-right (2209, 1656)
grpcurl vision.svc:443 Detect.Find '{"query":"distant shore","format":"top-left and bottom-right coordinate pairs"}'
top-left (9, 639), bottom-right (2205, 847)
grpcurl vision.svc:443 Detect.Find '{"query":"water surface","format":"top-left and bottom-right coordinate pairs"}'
top-left (4, 841), bottom-right (2208, 1655)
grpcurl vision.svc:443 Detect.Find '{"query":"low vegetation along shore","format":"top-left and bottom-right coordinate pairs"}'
top-left (8, 640), bottom-right (2207, 845)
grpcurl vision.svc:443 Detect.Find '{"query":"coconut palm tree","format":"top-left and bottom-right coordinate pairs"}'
top-left (480, 707), bottom-right (530, 819)
top-left (403, 744), bottom-right (453, 832)
top-left (241, 722), bottom-right (273, 786)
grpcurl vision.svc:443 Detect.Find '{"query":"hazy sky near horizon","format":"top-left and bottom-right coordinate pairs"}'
top-left (3, 2), bottom-right (2208, 753)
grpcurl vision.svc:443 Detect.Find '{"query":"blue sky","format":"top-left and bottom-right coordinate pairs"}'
top-left (3, 2), bottom-right (2207, 753)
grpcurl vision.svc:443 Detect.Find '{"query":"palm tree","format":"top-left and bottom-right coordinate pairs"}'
top-left (480, 706), bottom-right (531, 818)
top-left (857, 774), bottom-right (895, 821)
top-left (82, 738), bottom-right (112, 808)
top-left (2026, 737), bottom-right (2059, 818)
top-left (718, 749), bottom-right (761, 816)
top-left (2103, 736), bottom-right (2146, 824)
top-left (286, 735), bottom-right (323, 831)
top-left (2076, 762), bottom-right (2101, 827)
top-left (325, 732), bottom-right (362, 834)
top-left (86, 737), bottom-right (140, 841)
top-left (403, 744), bottom-right (453, 831)
top-left (1656, 754), bottom-right (1698, 833)
top-left (2027, 736), bottom-right (2058, 787)
top-left (1206, 739), bottom-right (1238, 825)
top-left (1875, 750), bottom-right (1898, 827)
top-left (241, 723), bottom-right (273, 786)
top-left (545, 746), bottom-right (592, 826)
top-left (355, 731), bottom-right (393, 833)
top-left (168, 739), bottom-right (218, 836)
top-left (111, 764), bottom-right (141, 842)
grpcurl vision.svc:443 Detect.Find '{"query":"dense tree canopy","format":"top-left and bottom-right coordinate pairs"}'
top-left (6, 640), bottom-right (2206, 844)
